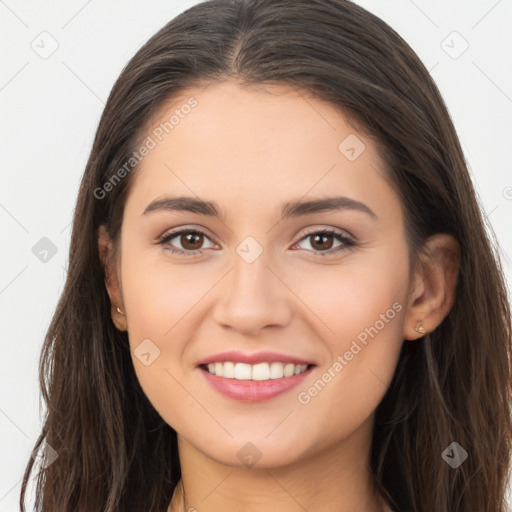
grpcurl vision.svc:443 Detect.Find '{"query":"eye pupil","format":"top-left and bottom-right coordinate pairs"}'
top-left (311, 233), bottom-right (334, 250)
top-left (182, 232), bottom-right (203, 250)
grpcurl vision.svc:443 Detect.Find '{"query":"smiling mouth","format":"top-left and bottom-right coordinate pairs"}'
top-left (200, 361), bottom-right (314, 381)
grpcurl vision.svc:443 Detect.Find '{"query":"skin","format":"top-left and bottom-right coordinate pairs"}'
top-left (99, 80), bottom-right (460, 512)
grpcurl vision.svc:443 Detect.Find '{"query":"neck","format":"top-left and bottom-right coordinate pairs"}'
top-left (168, 415), bottom-right (390, 512)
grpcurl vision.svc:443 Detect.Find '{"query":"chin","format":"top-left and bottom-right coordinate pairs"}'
top-left (191, 432), bottom-right (310, 469)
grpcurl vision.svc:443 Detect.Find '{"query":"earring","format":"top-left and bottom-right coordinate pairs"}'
top-left (116, 307), bottom-right (125, 316)
top-left (414, 319), bottom-right (426, 334)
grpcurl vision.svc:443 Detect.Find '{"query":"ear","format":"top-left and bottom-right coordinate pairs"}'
top-left (98, 225), bottom-right (127, 331)
top-left (403, 233), bottom-right (460, 340)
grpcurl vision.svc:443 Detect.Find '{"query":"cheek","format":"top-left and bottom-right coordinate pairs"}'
top-left (257, 266), bottom-right (408, 461)
top-left (121, 239), bottom-right (211, 343)
top-left (292, 252), bottom-right (407, 354)
top-left (289, 259), bottom-right (407, 445)
top-left (119, 246), bottom-right (204, 423)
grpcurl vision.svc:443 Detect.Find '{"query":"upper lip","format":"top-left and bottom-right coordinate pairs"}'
top-left (196, 350), bottom-right (316, 366)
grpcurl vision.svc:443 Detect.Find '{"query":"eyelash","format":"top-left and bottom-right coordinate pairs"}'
top-left (156, 227), bottom-right (357, 258)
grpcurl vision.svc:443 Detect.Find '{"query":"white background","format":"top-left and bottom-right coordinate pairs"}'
top-left (1, 0), bottom-right (511, 510)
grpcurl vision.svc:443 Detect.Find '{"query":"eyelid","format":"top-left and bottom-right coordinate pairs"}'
top-left (156, 226), bottom-right (218, 249)
top-left (291, 227), bottom-right (356, 256)
top-left (157, 225), bottom-right (357, 257)
top-left (157, 224), bottom-right (354, 242)
top-left (157, 224), bottom-right (216, 241)
top-left (297, 225), bottom-right (355, 242)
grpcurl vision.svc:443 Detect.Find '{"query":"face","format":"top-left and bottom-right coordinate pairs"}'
top-left (107, 80), bottom-right (413, 468)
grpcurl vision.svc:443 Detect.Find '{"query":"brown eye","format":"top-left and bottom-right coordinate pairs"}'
top-left (180, 231), bottom-right (204, 250)
top-left (309, 232), bottom-right (335, 251)
top-left (294, 229), bottom-right (356, 256)
top-left (158, 229), bottom-right (216, 256)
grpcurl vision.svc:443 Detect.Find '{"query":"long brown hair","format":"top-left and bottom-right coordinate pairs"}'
top-left (20, 1), bottom-right (512, 510)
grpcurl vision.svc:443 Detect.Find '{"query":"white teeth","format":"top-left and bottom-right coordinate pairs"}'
top-left (252, 362), bottom-right (270, 381)
top-left (223, 361), bottom-right (235, 378)
top-left (269, 362), bottom-right (284, 379)
top-left (234, 362), bottom-right (252, 380)
top-left (205, 361), bottom-right (309, 380)
top-left (283, 363), bottom-right (295, 377)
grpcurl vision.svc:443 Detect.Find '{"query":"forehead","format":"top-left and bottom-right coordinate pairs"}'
top-left (125, 80), bottom-right (401, 224)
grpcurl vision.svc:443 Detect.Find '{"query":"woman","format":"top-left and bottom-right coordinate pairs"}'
top-left (20, 0), bottom-right (512, 511)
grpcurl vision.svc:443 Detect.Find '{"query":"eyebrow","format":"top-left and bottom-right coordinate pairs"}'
top-left (142, 195), bottom-right (377, 220)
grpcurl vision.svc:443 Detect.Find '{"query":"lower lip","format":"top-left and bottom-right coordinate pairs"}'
top-left (199, 366), bottom-right (314, 402)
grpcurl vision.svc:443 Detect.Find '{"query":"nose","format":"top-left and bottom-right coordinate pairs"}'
top-left (212, 251), bottom-right (292, 336)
